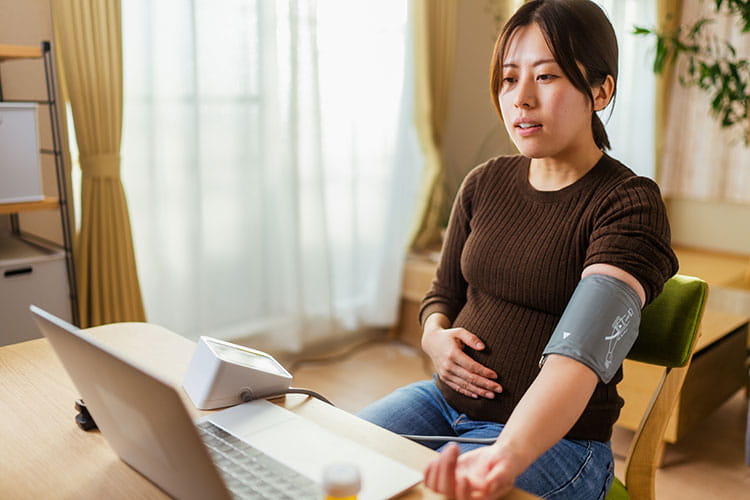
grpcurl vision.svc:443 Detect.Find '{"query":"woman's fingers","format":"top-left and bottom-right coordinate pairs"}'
top-left (459, 456), bottom-right (514, 500)
top-left (426, 444), bottom-right (516, 500)
top-left (424, 458), bottom-right (437, 490)
top-left (423, 444), bottom-right (459, 496)
top-left (428, 326), bottom-right (503, 398)
top-left (451, 361), bottom-right (503, 394)
top-left (441, 371), bottom-right (491, 398)
top-left (449, 329), bottom-right (502, 388)
top-left (436, 443), bottom-right (459, 496)
top-left (455, 473), bottom-right (474, 500)
top-left (441, 361), bottom-right (502, 398)
top-left (453, 328), bottom-right (486, 352)
top-left (453, 352), bottom-right (501, 385)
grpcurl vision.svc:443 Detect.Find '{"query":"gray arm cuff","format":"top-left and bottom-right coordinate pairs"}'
top-left (541, 274), bottom-right (641, 383)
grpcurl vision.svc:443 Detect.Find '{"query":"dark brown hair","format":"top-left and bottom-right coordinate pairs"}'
top-left (489, 0), bottom-right (618, 150)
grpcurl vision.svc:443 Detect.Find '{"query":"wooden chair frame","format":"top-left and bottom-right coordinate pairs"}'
top-left (614, 282), bottom-right (708, 500)
top-left (620, 357), bottom-right (695, 499)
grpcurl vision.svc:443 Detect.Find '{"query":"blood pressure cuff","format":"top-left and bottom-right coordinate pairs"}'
top-left (541, 274), bottom-right (642, 383)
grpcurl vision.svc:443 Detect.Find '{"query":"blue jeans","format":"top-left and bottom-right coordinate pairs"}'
top-left (357, 379), bottom-right (614, 500)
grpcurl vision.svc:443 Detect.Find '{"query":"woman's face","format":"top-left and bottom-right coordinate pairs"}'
top-left (499, 23), bottom-right (599, 164)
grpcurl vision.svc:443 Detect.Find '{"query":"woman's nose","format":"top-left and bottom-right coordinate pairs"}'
top-left (514, 78), bottom-right (535, 109)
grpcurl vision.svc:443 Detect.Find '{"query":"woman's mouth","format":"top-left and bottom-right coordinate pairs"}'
top-left (515, 122), bottom-right (542, 136)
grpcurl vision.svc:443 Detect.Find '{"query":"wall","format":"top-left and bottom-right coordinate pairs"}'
top-left (440, 0), bottom-right (516, 203)
top-left (667, 198), bottom-right (750, 256)
top-left (0, 0), bottom-right (72, 246)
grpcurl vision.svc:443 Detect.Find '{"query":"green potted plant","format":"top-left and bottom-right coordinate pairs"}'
top-left (634, 0), bottom-right (750, 143)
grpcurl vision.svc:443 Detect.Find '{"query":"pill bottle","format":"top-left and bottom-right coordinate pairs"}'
top-left (322, 462), bottom-right (361, 500)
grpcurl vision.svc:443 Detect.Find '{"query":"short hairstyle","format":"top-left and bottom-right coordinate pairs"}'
top-left (489, 0), bottom-right (618, 150)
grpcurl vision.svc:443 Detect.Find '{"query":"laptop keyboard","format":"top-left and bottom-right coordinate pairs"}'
top-left (197, 420), bottom-right (322, 500)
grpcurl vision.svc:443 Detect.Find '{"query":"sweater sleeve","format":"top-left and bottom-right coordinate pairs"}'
top-left (418, 164), bottom-right (484, 326)
top-left (584, 176), bottom-right (679, 305)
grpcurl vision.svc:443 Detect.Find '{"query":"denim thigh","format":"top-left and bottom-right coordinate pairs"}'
top-left (356, 379), bottom-right (461, 450)
top-left (437, 415), bottom-right (613, 499)
top-left (358, 379), bottom-right (613, 499)
top-left (516, 438), bottom-right (614, 500)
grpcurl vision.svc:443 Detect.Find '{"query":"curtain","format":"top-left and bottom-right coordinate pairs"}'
top-left (659, 0), bottom-right (750, 202)
top-left (410, 0), bottom-right (459, 251)
top-left (121, 0), bottom-right (422, 350)
top-left (51, 0), bottom-right (145, 327)
top-left (655, 0), bottom-right (683, 176)
top-left (595, 0), bottom-right (657, 178)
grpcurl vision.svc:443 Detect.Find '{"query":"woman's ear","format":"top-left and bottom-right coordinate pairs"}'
top-left (592, 74), bottom-right (615, 112)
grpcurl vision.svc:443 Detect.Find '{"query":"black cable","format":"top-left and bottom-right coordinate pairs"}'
top-left (400, 434), bottom-right (497, 445)
top-left (240, 387), bottom-right (334, 406)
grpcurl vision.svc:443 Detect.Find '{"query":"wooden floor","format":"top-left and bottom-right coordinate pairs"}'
top-left (288, 335), bottom-right (750, 499)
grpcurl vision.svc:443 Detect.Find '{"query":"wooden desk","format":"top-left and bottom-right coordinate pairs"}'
top-left (672, 246), bottom-right (749, 290)
top-left (0, 323), bottom-right (538, 499)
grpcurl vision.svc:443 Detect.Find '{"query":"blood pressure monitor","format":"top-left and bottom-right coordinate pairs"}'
top-left (183, 336), bottom-right (292, 410)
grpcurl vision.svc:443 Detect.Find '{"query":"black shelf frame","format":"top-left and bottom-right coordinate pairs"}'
top-left (1, 41), bottom-right (80, 326)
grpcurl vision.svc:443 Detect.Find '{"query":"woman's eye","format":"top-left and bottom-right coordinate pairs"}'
top-left (502, 77), bottom-right (516, 85)
top-left (537, 74), bottom-right (557, 81)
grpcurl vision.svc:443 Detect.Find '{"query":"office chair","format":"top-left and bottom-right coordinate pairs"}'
top-left (606, 274), bottom-right (708, 500)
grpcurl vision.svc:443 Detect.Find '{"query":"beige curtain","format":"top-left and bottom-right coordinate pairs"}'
top-left (654, 0), bottom-right (683, 178)
top-left (51, 0), bottom-right (145, 327)
top-left (659, 0), bottom-right (750, 202)
top-left (410, 0), bottom-right (459, 251)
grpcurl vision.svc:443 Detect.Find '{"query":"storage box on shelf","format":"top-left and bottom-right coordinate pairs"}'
top-left (0, 43), bottom-right (78, 341)
top-left (0, 233), bottom-right (71, 345)
top-left (0, 102), bottom-right (43, 203)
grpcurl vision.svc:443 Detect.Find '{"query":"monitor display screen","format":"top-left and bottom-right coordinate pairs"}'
top-left (206, 340), bottom-right (286, 375)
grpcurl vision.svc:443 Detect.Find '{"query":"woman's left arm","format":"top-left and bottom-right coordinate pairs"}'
top-left (424, 265), bottom-right (645, 500)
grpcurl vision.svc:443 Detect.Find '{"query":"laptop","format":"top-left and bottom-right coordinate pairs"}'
top-left (30, 305), bottom-right (422, 500)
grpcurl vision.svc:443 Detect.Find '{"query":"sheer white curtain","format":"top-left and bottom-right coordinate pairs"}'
top-left (660, 1), bottom-right (750, 202)
top-left (121, 0), bottom-right (422, 350)
top-left (595, 0), bottom-right (656, 178)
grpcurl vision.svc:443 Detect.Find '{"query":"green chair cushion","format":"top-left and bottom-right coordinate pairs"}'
top-left (605, 477), bottom-right (630, 500)
top-left (627, 274), bottom-right (707, 367)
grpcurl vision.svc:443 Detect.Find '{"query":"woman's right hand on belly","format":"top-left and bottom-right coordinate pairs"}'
top-left (421, 313), bottom-right (503, 399)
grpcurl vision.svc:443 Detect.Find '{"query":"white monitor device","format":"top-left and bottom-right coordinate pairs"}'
top-left (183, 336), bottom-right (292, 410)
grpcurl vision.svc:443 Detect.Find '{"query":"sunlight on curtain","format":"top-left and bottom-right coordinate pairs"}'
top-left (660, 1), bottom-right (750, 202)
top-left (595, 0), bottom-right (656, 178)
top-left (121, 0), bottom-right (422, 350)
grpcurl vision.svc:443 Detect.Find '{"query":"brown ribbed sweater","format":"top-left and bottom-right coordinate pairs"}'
top-left (419, 154), bottom-right (678, 442)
